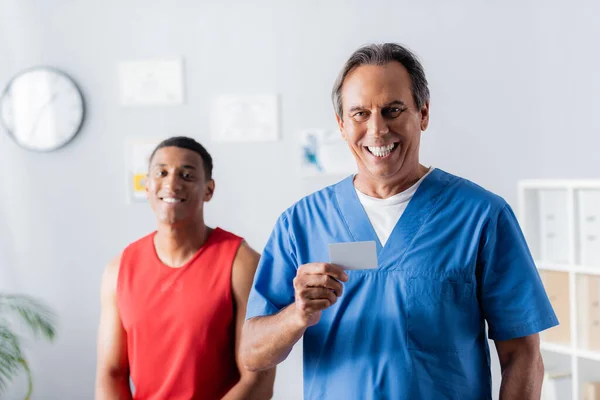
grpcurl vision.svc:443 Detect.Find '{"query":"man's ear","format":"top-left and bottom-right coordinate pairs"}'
top-left (336, 113), bottom-right (346, 140)
top-left (419, 101), bottom-right (430, 131)
top-left (204, 179), bottom-right (215, 202)
top-left (144, 173), bottom-right (150, 199)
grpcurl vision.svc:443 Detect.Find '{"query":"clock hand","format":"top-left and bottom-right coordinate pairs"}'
top-left (26, 91), bottom-right (60, 143)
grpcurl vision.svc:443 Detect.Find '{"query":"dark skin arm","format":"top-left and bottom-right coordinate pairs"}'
top-left (95, 255), bottom-right (132, 400)
top-left (495, 334), bottom-right (544, 400)
top-left (221, 242), bottom-right (276, 400)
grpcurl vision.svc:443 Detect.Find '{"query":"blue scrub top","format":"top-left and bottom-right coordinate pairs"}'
top-left (246, 169), bottom-right (558, 400)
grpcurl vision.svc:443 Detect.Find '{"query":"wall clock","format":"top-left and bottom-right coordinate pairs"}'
top-left (0, 67), bottom-right (85, 152)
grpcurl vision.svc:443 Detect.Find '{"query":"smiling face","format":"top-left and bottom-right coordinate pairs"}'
top-left (146, 146), bottom-right (214, 226)
top-left (336, 62), bottom-right (429, 184)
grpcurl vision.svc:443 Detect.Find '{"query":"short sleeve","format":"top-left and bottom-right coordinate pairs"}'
top-left (245, 214), bottom-right (298, 320)
top-left (478, 203), bottom-right (559, 341)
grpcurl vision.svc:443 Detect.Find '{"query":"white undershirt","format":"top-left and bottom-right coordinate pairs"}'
top-left (355, 168), bottom-right (435, 246)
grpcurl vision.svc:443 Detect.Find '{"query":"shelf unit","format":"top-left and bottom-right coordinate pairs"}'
top-left (518, 180), bottom-right (600, 400)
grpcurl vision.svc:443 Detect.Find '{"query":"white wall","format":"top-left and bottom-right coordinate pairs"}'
top-left (1, 0), bottom-right (598, 398)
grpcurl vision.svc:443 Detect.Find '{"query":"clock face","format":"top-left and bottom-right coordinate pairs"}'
top-left (0, 67), bottom-right (85, 152)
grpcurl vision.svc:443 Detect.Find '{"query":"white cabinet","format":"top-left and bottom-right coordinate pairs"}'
top-left (539, 190), bottom-right (571, 264)
top-left (541, 270), bottom-right (571, 345)
top-left (519, 180), bottom-right (600, 400)
top-left (578, 190), bottom-right (600, 266)
top-left (578, 275), bottom-right (600, 352)
top-left (542, 371), bottom-right (572, 400)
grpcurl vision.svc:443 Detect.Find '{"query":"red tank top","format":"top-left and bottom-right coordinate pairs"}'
top-left (117, 228), bottom-right (243, 400)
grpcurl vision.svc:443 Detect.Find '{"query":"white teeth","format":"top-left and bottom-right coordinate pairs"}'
top-left (367, 144), bottom-right (395, 157)
top-left (162, 198), bottom-right (182, 203)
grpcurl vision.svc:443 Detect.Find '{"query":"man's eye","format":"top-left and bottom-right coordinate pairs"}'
top-left (352, 111), bottom-right (369, 121)
top-left (383, 107), bottom-right (402, 118)
top-left (156, 171), bottom-right (167, 177)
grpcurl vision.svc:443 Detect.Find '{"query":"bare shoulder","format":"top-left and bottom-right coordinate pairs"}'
top-left (231, 241), bottom-right (261, 297)
top-left (101, 254), bottom-right (123, 295)
top-left (233, 241), bottom-right (261, 271)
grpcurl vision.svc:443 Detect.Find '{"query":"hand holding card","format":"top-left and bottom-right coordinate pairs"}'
top-left (328, 241), bottom-right (378, 270)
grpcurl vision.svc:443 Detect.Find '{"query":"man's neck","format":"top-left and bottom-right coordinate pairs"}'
top-left (354, 164), bottom-right (429, 199)
top-left (154, 220), bottom-right (212, 268)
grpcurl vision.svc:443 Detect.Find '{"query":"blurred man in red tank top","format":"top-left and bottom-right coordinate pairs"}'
top-left (95, 137), bottom-right (275, 400)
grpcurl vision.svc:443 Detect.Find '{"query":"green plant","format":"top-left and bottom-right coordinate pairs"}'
top-left (0, 294), bottom-right (57, 400)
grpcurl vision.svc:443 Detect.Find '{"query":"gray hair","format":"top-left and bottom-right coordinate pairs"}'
top-left (332, 43), bottom-right (430, 118)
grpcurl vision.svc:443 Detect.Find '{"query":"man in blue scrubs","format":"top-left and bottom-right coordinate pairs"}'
top-left (241, 43), bottom-right (558, 399)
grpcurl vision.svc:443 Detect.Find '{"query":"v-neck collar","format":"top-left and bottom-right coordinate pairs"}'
top-left (333, 169), bottom-right (453, 269)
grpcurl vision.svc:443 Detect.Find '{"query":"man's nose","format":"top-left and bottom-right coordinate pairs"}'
top-left (164, 173), bottom-right (183, 191)
top-left (367, 112), bottom-right (389, 138)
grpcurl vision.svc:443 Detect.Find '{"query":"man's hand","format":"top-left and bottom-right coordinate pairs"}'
top-left (292, 262), bottom-right (349, 327)
top-left (241, 262), bottom-right (349, 372)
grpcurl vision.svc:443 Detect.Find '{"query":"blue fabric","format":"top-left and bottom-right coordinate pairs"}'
top-left (246, 169), bottom-right (558, 400)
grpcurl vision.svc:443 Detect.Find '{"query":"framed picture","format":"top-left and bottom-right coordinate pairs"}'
top-left (126, 140), bottom-right (159, 203)
top-left (300, 128), bottom-right (355, 177)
